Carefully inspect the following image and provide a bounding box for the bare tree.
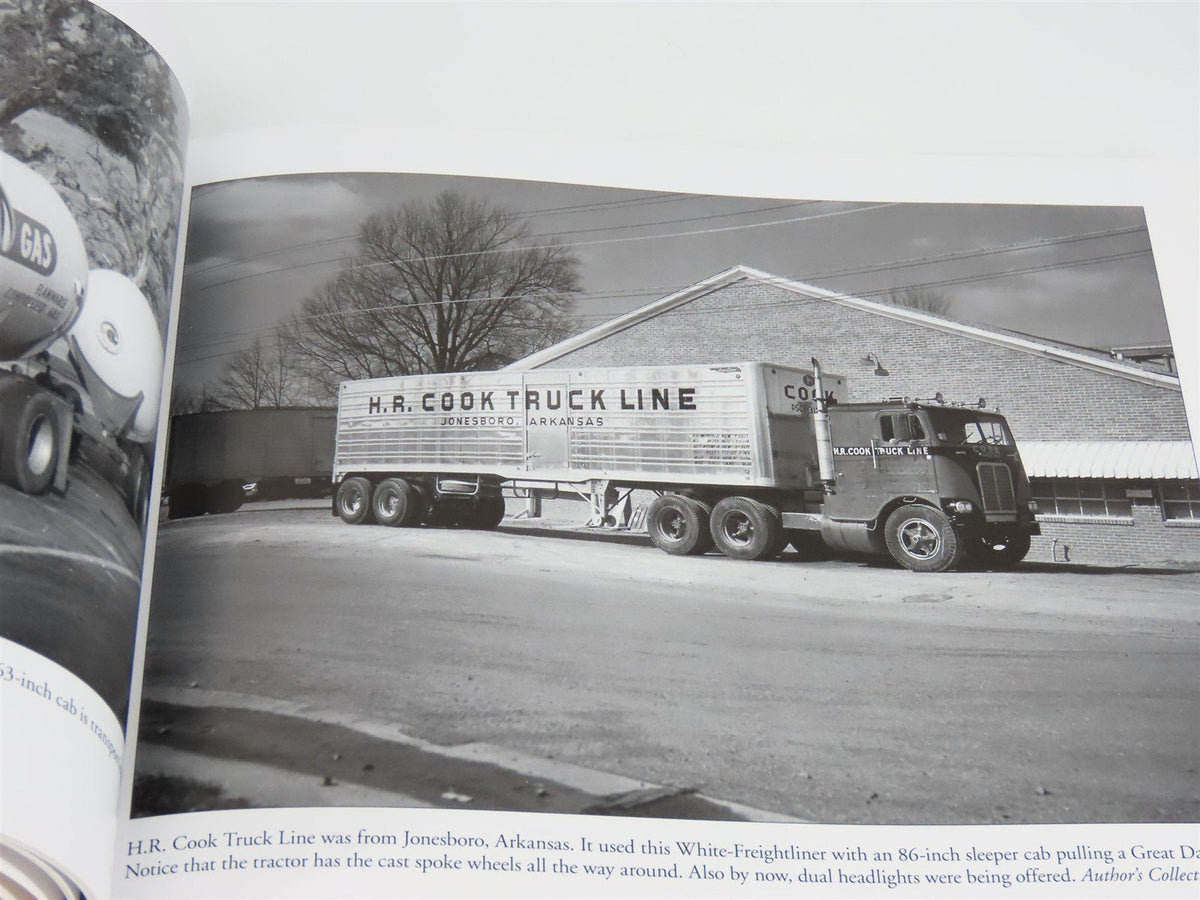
[883,286,953,317]
[280,191,579,389]
[169,381,221,416]
[213,337,303,410]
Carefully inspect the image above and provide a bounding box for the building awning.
[1019,441,1198,480]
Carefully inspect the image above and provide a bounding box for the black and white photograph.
[132,170,1198,826]
[0,0,187,720]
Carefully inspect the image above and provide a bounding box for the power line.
[173,246,1153,365]
[186,201,901,295]
[174,224,1149,351]
[187,190,716,278]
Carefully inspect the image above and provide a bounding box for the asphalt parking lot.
[134,501,1200,824]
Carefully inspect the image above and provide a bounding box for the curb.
[138,687,802,824]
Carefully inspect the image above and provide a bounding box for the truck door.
[522,371,570,474]
[824,409,937,521]
[870,411,937,503]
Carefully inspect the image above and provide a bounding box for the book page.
[92,2,1196,899]
[118,166,1198,899]
[0,1,187,896]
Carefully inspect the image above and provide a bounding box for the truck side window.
[880,413,926,443]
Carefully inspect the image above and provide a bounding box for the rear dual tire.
[709,496,783,561]
[647,494,713,556]
[336,476,375,525]
[372,477,422,527]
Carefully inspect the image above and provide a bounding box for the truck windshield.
[926,409,1013,447]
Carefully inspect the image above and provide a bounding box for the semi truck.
[165,407,337,518]
[1,151,162,526]
[331,361,1039,572]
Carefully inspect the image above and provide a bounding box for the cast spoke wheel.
[647,494,713,556]
[335,476,375,525]
[709,496,781,561]
[884,504,963,572]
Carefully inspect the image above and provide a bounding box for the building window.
[1161,480,1200,522]
[1031,478,1133,520]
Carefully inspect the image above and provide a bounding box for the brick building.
[512,266,1199,566]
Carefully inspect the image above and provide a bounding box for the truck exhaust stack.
[810,358,837,493]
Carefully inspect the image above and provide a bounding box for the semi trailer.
[1,151,163,526]
[165,407,337,518]
[331,361,1039,572]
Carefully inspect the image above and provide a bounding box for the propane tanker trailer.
[331,361,1039,572]
[0,150,163,526]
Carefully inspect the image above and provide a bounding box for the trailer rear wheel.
[884,504,963,572]
[373,477,421,527]
[336,476,375,525]
[709,496,781,561]
[0,389,61,495]
[647,495,713,556]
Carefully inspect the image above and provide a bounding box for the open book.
[2,2,1198,898]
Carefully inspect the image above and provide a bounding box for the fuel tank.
[0,151,88,360]
[69,268,164,443]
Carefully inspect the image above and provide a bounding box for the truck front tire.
[336,476,375,525]
[709,496,782,561]
[0,388,61,495]
[647,495,713,556]
[884,504,963,572]
[373,477,421,527]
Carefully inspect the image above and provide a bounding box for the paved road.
[0,463,144,720]
[138,505,1200,824]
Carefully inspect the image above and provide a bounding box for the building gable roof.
[507,265,1182,391]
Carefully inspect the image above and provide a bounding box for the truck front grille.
[977,462,1016,514]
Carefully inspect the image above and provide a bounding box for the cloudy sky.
[175,172,1167,392]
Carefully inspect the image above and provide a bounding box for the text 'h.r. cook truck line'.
[332,361,1039,572]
